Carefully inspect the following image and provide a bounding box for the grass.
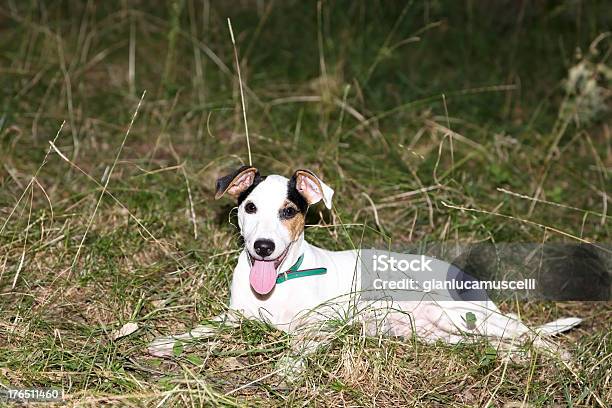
[1,1,610,406]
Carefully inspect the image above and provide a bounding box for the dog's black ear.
[215,166,259,200]
[290,169,334,209]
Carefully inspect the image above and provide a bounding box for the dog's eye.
[245,202,257,214]
[281,206,297,219]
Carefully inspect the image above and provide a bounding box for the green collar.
[276,254,327,284]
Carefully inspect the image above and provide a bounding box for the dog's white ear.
[215,166,259,200]
[293,169,334,209]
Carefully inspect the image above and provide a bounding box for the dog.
[148,166,581,374]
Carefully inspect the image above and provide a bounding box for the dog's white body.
[149,170,581,366]
[228,239,578,343]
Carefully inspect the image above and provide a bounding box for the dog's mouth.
[248,246,289,268]
[248,247,289,296]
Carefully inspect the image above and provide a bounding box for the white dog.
[149,167,581,372]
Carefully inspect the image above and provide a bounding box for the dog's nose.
[254,239,275,258]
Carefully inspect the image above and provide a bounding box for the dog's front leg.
[275,327,333,381]
[148,313,236,357]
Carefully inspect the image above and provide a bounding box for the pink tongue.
[249,260,277,295]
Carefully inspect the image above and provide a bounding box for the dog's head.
[215,167,333,294]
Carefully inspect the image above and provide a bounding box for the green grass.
[1,1,610,406]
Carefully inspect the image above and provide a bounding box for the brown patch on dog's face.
[279,200,305,240]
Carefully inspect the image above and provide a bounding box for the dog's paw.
[275,355,305,382]
[148,336,177,357]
